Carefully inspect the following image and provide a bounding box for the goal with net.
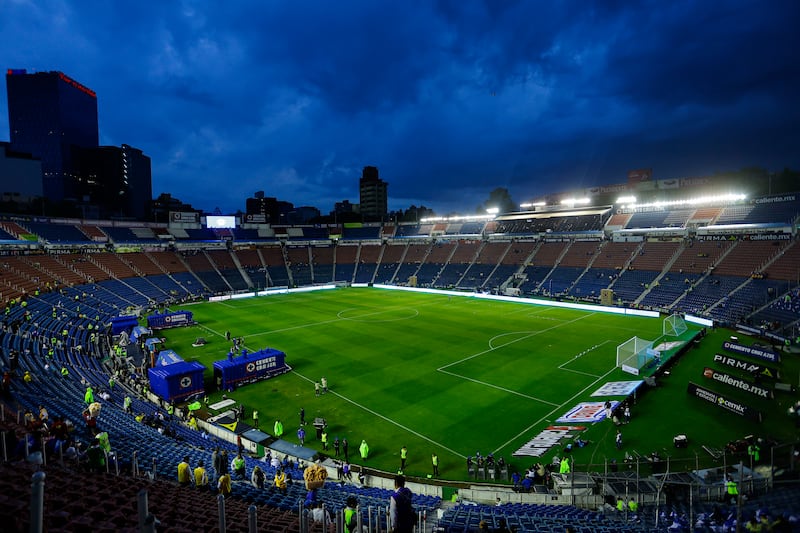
[663,313,687,337]
[616,336,657,375]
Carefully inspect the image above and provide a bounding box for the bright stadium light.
[486,207,499,215]
[420,213,497,223]
[520,201,546,209]
[630,193,746,210]
[561,197,590,207]
[617,195,637,204]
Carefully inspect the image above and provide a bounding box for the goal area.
[616,336,657,375]
[663,313,688,337]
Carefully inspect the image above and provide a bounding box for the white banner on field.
[590,380,643,397]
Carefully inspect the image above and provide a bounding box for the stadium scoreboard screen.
[205,215,237,229]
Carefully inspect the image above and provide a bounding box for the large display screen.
[205,215,236,228]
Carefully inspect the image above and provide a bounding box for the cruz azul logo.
[180,376,192,388]
[722,341,780,364]
[246,357,278,373]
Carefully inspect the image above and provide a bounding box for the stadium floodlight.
[419,213,497,223]
[631,193,746,210]
[616,195,637,204]
[561,197,590,207]
[486,207,499,215]
[520,201,546,209]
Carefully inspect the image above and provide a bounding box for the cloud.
[0,0,798,215]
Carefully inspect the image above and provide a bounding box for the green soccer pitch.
[157,287,799,481]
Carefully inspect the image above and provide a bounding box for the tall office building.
[76,144,152,219]
[359,166,388,219]
[6,69,100,201]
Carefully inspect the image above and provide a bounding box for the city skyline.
[1,1,798,216]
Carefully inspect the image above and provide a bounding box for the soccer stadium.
[2,191,800,532]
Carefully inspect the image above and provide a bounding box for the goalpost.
[616,336,656,375]
[663,313,688,337]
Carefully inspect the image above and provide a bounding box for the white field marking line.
[437,313,594,372]
[556,340,612,378]
[492,362,620,456]
[337,307,419,322]
[435,314,594,407]
[437,368,560,406]
[194,322,465,458]
[292,370,467,459]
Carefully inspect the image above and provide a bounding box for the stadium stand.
[341,225,381,240]
[286,245,313,286]
[436,240,481,288]
[457,241,507,290]
[20,221,91,243]
[353,243,382,284]
[1,200,800,531]
[333,243,358,283]
[257,245,291,287]
[311,244,335,284]
[375,243,407,284]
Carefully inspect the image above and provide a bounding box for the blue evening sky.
[1,0,798,214]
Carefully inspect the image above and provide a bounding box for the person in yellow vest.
[218,472,232,497]
[359,439,369,461]
[628,498,638,513]
[177,456,192,486]
[432,453,439,477]
[559,457,570,474]
[726,476,739,502]
[194,460,208,489]
[616,497,625,512]
[188,415,198,431]
[274,468,287,493]
[344,496,359,533]
[321,430,328,450]
[400,445,408,473]
[23,370,33,384]
[84,386,94,404]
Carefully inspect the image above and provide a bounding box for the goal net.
[663,313,688,337]
[616,336,656,374]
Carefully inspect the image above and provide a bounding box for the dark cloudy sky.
[1,0,798,215]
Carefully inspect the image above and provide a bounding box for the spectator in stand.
[217,472,232,497]
[194,460,209,489]
[274,468,288,493]
[177,456,192,486]
[218,450,229,475]
[251,465,265,488]
[231,453,246,480]
[390,475,415,533]
[344,496,359,533]
[311,502,331,524]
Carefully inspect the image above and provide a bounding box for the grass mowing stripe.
[291,369,467,459]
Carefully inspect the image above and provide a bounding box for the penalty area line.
[556,340,611,378]
[438,369,559,407]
